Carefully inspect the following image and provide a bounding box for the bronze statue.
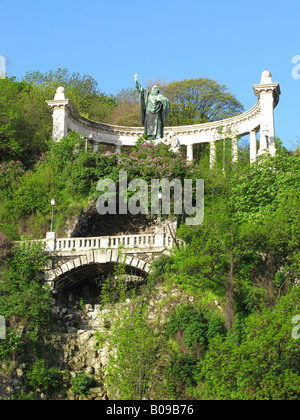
[135,74,170,140]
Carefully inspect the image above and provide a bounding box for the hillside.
[0,72,299,400]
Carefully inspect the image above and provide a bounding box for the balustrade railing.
[54,233,177,252]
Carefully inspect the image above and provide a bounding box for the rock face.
[0,279,111,400]
[1,276,193,400]
[49,280,110,400]
[65,204,159,238]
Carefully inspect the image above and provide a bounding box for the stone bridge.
[43,229,180,290]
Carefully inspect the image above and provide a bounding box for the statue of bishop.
[135,74,170,140]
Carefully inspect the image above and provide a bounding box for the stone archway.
[45,249,151,290]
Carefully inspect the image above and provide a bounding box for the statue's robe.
[136,81,170,139]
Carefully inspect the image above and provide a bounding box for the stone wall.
[65,203,160,238]
[0,276,195,400]
[0,279,110,400]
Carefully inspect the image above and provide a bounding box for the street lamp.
[158,191,162,226]
[50,198,56,233]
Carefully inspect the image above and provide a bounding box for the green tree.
[0,132,100,239]
[229,153,300,302]
[174,152,300,330]
[0,161,26,198]
[0,242,52,361]
[108,87,141,126]
[162,78,244,126]
[202,286,300,400]
[96,302,164,400]
[0,69,117,168]
[176,199,258,330]
[109,77,244,128]
[0,232,12,263]
[95,264,166,400]
[24,68,116,122]
[230,153,300,222]
[0,77,50,166]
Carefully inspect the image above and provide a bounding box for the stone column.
[115,145,122,154]
[210,140,216,168]
[154,226,165,247]
[46,87,69,142]
[100,237,109,248]
[232,137,238,163]
[253,71,280,157]
[92,142,99,152]
[45,232,56,252]
[250,130,257,163]
[259,91,273,155]
[52,107,68,141]
[187,144,193,161]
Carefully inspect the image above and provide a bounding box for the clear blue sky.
[1,0,300,149]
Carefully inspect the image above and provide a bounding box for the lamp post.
[50,198,56,233]
[158,191,162,226]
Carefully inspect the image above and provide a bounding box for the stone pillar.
[210,140,216,168]
[93,142,99,152]
[46,87,69,142]
[259,89,274,155]
[250,130,257,163]
[100,237,109,248]
[187,144,193,161]
[154,226,165,247]
[253,70,280,157]
[232,137,238,163]
[258,129,267,154]
[115,145,121,154]
[52,107,68,141]
[45,232,56,252]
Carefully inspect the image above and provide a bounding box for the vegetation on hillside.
[0,70,299,400]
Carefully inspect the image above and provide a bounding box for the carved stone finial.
[54,86,66,100]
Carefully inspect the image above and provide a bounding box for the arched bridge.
[44,229,180,290]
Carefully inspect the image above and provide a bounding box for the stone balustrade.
[45,232,179,253]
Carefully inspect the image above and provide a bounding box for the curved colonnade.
[46,70,281,164]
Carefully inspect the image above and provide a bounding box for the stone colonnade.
[46,70,280,164]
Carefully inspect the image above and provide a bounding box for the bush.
[117,141,195,183]
[26,359,62,397]
[62,151,119,197]
[95,301,165,400]
[165,304,226,398]
[166,353,202,399]
[0,161,25,195]
[167,305,210,355]
[71,372,94,397]
[202,286,300,400]
[0,242,52,361]
[0,232,12,262]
